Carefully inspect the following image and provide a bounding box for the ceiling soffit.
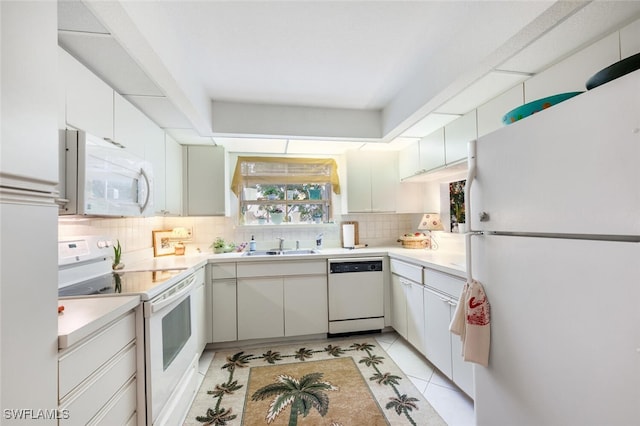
[59,1,640,149]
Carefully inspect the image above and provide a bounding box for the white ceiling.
[58,1,640,154]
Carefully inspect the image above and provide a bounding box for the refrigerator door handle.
[465,139,478,283]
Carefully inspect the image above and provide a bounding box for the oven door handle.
[149,275,196,315]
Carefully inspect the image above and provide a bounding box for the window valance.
[231,156,341,196]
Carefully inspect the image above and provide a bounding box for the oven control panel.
[58,236,114,266]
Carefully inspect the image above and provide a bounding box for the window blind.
[231,157,341,195]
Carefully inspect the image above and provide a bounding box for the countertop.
[123,246,466,278]
[59,246,466,344]
[57,295,140,350]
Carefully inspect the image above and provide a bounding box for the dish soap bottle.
[249,235,256,252]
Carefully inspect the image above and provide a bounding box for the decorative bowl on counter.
[502,91,583,125]
[398,233,429,249]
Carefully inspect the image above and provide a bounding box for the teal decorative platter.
[502,92,583,125]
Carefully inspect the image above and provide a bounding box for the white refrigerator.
[467,69,640,425]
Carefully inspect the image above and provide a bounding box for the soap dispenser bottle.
[249,235,256,252]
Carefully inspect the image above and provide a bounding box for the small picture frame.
[152,230,175,257]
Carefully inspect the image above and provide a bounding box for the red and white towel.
[449,279,491,367]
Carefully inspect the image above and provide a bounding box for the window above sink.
[232,157,340,226]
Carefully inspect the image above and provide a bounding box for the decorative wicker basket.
[398,235,429,249]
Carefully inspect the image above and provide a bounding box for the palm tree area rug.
[185,338,446,426]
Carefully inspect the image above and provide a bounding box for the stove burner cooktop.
[58,269,185,300]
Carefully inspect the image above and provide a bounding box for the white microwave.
[59,129,154,217]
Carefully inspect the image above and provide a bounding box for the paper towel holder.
[340,221,359,248]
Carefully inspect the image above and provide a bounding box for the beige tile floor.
[189,331,475,425]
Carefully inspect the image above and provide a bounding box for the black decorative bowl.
[586,52,640,90]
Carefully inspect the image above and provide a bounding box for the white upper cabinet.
[184,145,226,216]
[346,150,398,213]
[444,110,476,165]
[477,85,524,138]
[164,134,183,215]
[524,33,619,102]
[60,47,114,140]
[1,4,59,193]
[398,140,420,180]
[419,128,446,172]
[114,93,157,159]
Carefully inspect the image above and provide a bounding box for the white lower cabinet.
[423,286,454,378]
[390,273,408,339]
[238,277,284,340]
[58,310,139,425]
[284,275,328,336]
[424,268,474,397]
[406,280,425,352]
[208,263,237,343]
[193,266,207,354]
[449,303,474,397]
[390,259,424,348]
[391,258,474,398]
[237,260,327,341]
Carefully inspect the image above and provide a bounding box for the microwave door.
[82,152,152,216]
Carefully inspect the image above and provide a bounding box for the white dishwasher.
[328,257,384,336]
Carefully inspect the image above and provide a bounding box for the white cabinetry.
[390,260,425,351]
[444,111,476,165]
[238,277,284,340]
[284,275,328,336]
[346,150,398,213]
[208,263,237,343]
[390,274,408,340]
[146,132,183,216]
[193,266,207,354]
[419,128,446,173]
[114,93,162,161]
[60,47,114,140]
[164,134,183,215]
[184,145,226,216]
[58,310,139,425]
[237,260,327,340]
[423,286,454,378]
[424,268,473,397]
[398,141,420,180]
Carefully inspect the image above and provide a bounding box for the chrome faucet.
[315,233,323,249]
[277,237,285,251]
[296,240,300,250]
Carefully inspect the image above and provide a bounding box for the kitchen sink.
[243,249,319,256]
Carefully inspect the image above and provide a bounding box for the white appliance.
[60,129,153,217]
[58,236,199,425]
[328,257,385,335]
[466,70,640,425]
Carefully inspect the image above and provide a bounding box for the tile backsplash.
[58,213,463,258]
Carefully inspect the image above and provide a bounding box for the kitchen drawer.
[237,260,326,278]
[424,268,465,298]
[90,377,137,426]
[60,344,136,426]
[210,262,236,279]
[390,259,423,283]
[59,311,135,399]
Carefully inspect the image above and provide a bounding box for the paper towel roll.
[343,224,355,248]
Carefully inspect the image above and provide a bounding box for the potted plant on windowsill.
[268,206,285,224]
[305,184,322,200]
[211,237,227,254]
[260,185,283,200]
